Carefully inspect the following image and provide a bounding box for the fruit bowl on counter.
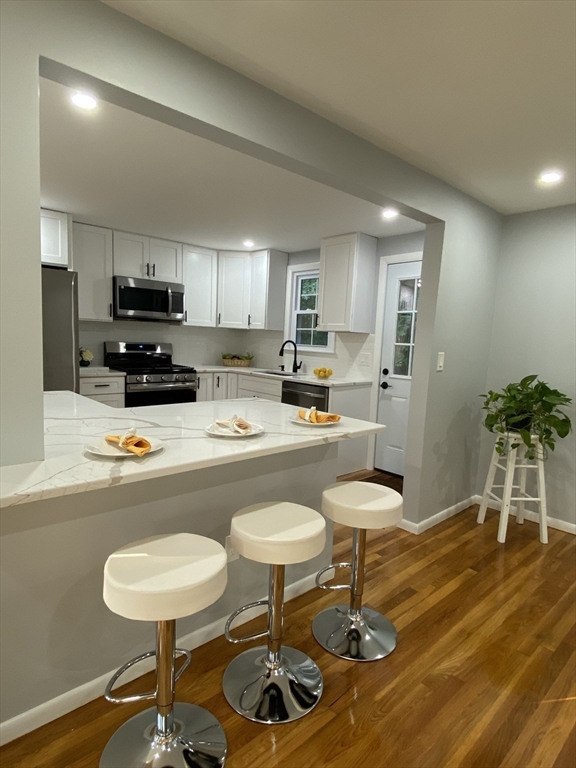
[313,367,333,380]
[222,353,254,368]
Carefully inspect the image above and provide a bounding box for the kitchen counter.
[79,367,126,377]
[0,391,384,508]
[194,366,371,388]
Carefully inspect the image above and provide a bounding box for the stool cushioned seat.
[322,482,403,529]
[103,533,227,622]
[230,502,326,564]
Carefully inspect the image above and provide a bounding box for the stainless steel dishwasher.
[281,379,329,411]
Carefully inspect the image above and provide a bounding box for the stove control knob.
[146,375,153,382]
[185,374,194,381]
[175,374,182,381]
[135,375,143,383]
[161,375,168,382]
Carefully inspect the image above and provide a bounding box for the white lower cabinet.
[227,372,238,399]
[196,373,214,402]
[213,373,228,400]
[237,375,282,402]
[79,376,125,408]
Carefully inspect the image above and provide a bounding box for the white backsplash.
[80,321,376,379]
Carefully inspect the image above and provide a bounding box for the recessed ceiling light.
[71,93,97,110]
[243,240,254,247]
[539,170,564,184]
[382,208,399,219]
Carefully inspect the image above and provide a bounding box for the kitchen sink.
[261,370,294,376]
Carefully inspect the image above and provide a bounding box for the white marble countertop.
[0,391,384,508]
[79,367,126,378]
[194,366,371,388]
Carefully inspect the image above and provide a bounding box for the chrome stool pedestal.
[222,563,323,724]
[100,620,227,768]
[313,527,397,662]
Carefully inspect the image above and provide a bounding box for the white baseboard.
[398,496,477,536]
[473,494,576,535]
[0,572,318,746]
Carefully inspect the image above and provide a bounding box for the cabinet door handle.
[94,383,111,388]
[185,310,188,322]
[152,263,156,277]
[109,303,112,317]
[217,375,220,387]
[248,314,251,327]
[218,312,221,325]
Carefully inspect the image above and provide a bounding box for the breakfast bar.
[0,392,384,740]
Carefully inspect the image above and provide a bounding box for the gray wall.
[478,205,576,523]
[377,230,426,257]
[288,248,320,265]
[1,0,504,528]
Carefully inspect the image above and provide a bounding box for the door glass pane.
[395,313,412,343]
[398,280,415,311]
[296,329,312,345]
[296,313,313,329]
[393,345,410,375]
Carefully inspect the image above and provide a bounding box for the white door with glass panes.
[291,269,333,352]
[375,261,422,475]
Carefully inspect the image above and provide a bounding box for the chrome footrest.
[105,647,192,704]
[315,562,353,591]
[225,599,269,644]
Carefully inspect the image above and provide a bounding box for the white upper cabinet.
[317,233,378,333]
[113,232,182,282]
[217,251,251,329]
[183,246,218,327]
[149,238,182,282]
[41,209,70,267]
[248,249,288,331]
[113,231,149,278]
[72,223,113,322]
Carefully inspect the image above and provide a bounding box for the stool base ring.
[99,702,227,768]
[312,605,397,662]
[222,645,323,724]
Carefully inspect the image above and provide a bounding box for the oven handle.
[167,286,173,317]
[127,382,198,392]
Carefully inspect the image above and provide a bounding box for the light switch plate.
[359,352,372,367]
[437,352,445,372]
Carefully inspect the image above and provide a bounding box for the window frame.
[284,263,335,354]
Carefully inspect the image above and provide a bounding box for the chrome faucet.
[279,340,302,374]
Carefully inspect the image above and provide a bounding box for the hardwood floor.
[336,468,404,494]
[2,507,575,768]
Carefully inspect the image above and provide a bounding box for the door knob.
[380,381,392,390]
[382,368,389,376]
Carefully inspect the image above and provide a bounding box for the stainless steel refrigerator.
[41,267,80,393]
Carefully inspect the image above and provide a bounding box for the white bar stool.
[100,533,228,768]
[313,481,403,662]
[477,433,548,544]
[222,502,326,724]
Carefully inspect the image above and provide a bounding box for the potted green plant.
[79,347,94,368]
[481,375,572,460]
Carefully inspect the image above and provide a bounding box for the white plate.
[205,423,265,438]
[85,437,164,458]
[289,416,342,427]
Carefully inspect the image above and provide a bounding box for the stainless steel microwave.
[113,276,185,322]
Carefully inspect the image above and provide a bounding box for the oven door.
[125,384,197,408]
[114,276,185,322]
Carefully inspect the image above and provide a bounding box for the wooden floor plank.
[1,507,574,768]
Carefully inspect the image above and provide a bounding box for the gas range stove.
[104,342,198,406]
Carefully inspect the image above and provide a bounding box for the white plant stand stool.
[100,533,228,768]
[312,481,403,662]
[222,502,326,724]
[477,433,548,544]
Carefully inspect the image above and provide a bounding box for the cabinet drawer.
[80,377,124,396]
[238,375,282,397]
[88,393,125,408]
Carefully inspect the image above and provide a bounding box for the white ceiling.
[39,79,423,252]
[103,0,576,215]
